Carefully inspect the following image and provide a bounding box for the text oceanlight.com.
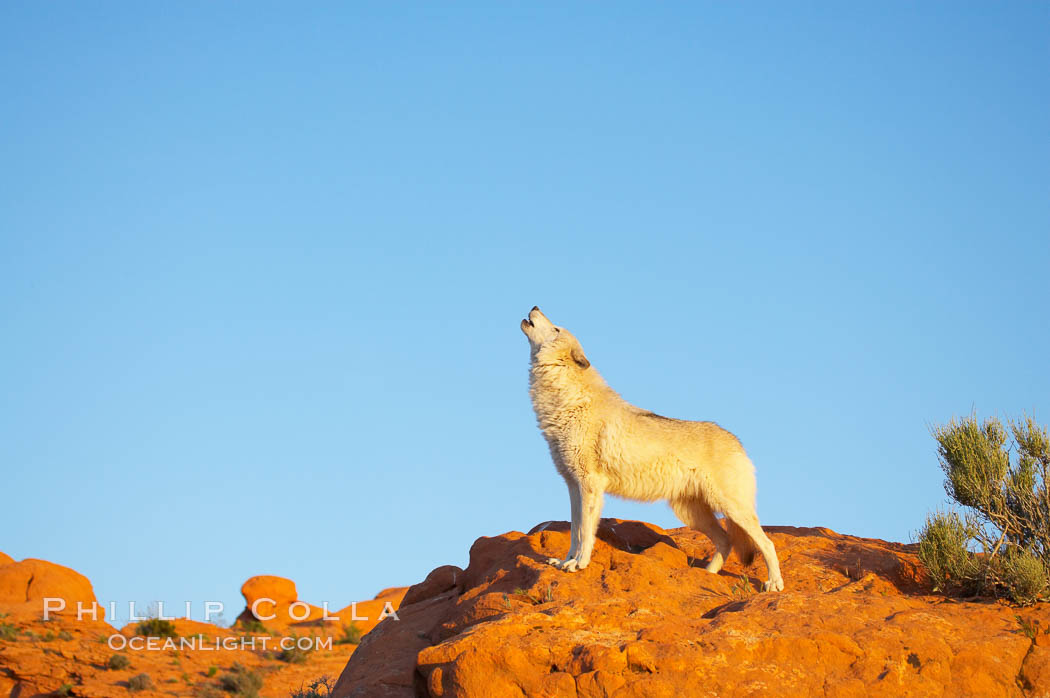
[108,635,333,652]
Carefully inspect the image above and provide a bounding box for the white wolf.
[521,306,784,591]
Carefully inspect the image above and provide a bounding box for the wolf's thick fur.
[521,307,784,592]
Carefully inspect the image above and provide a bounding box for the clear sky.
[2,2,1047,624]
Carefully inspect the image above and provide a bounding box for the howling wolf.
[521,306,784,591]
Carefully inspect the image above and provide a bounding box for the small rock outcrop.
[0,553,97,617]
[235,573,407,635]
[333,520,1050,697]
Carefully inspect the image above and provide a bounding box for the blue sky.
[2,2,1047,623]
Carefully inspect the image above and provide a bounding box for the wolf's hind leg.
[723,506,784,592]
[670,497,730,574]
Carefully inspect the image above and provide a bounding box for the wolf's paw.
[762,578,785,592]
[547,557,584,572]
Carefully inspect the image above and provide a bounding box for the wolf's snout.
[521,305,555,341]
[524,306,542,328]
[527,306,547,324]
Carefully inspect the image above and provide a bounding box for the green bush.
[1001,549,1047,606]
[127,674,153,692]
[107,653,132,670]
[0,622,18,641]
[276,641,310,664]
[219,663,263,698]
[918,414,1050,605]
[335,623,362,645]
[135,618,177,638]
[917,510,977,592]
[238,618,268,634]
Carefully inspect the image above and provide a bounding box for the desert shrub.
[127,673,153,692]
[918,414,1050,605]
[219,663,263,698]
[290,676,334,698]
[107,653,132,670]
[56,684,72,696]
[335,623,362,645]
[1000,549,1047,606]
[207,666,218,677]
[238,618,268,634]
[276,641,310,664]
[917,510,978,592]
[0,622,18,641]
[135,618,177,638]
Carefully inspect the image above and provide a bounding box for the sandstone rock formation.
[235,573,407,636]
[0,554,97,618]
[333,520,1050,697]
[0,553,407,698]
[236,573,323,628]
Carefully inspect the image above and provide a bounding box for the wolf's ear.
[570,344,590,369]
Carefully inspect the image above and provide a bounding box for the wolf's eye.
[555,328,561,333]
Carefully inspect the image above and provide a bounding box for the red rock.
[1021,645,1050,694]
[241,574,298,607]
[401,565,463,607]
[333,519,1050,698]
[234,573,409,636]
[0,557,408,698]
[332,587,409,636]
[234,574,325,628]
[0,557,97,618]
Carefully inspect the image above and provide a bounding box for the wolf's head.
[520,306,590,369]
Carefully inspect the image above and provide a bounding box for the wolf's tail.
[725,519,758,567]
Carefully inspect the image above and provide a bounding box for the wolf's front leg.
[549,481,604,572]
[548,478,583,571]
[573,486,604,570]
